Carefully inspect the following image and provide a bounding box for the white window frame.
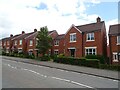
[54,49,59,55]
[117,36,120,45]
[54,40,59,46]
[29,40,33,46]
[85,47,97,55]
[36,38,38,46]
[14,40,17,45]
[70,33,76,42]
[19,40,22,45]
[86,33,95,41]
[113,52,118,62]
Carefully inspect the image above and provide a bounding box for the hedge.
[99,64,120,71]
[85,55,107,64]
[53,57,100,68]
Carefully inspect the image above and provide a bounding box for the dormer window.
[70,33,76,42]
[14,40,17,45]
[86,33,94,41]
[36,38,38,46]
[54,40,59,46]
[29,40,33,46]
[19,40,22,45]
[117,36,120,45]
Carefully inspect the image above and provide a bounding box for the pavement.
[1,56,120,81]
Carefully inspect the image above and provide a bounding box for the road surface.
[2,58,119,89]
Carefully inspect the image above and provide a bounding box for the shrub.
[57,54,65,58]
[24,53,35,59]
[40,54,50,61]
[100,64,120,71]
[50,54,57,60]
[53,57,99,68]
[85,55,106,64]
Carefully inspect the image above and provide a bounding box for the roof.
[24,30,57,40]
[109,24,120,35]
[12,32,34,40]
[55,34,65,40]
[76,21,104,33]
[2,34,20,41]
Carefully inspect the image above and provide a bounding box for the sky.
[0,0,119,42]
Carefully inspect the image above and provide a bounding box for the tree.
[36,26,52,57]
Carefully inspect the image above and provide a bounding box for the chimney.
[22,31,25,34]
[10,34,13,37]
[96,17,101,23]
[34,28,37,32]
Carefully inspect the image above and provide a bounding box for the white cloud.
[0,0,117,41]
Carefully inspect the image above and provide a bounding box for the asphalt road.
[2,58,119,89]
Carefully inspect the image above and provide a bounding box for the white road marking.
[3,62,119,84]
[112,80,118,82]
[51,76,93,88]
[71,81,93,88]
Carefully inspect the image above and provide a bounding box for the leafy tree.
[36,26,52,56]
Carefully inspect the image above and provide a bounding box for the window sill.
[70,41,76,43]
[116,43,120,45]
[113,60,118,62]
[54,45,59,46]
[86,40,95,42]
[29,45,33,46]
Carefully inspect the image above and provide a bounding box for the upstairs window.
[86,33,94,41]
[29,40,33,46]
[36,38,38,46]
[14,40,17,45]
[117,36,120,45]
[19,40,22,45]
[70,33,76,42]
[54,40,59,46]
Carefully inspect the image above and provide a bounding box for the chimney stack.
[34,28,37,32]
[10,34,13,37]
[97,17,101,23]
[22,31,25,34]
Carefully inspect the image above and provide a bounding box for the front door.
[70,49,75,57]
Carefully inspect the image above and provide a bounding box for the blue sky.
[0,0,118,41]
[86,2,118,21]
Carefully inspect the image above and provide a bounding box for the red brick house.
[108,24,120,64]
[1,34,20,54]
[11,31,35,54]
[64,17,107,58]
[1,29,58,56]
[52,34,65,55]
[25,30,58,56]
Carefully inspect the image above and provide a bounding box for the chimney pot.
[22,31,25,34]
[34,29,37,32]
[10,34,13,37]
[97,17,101,23]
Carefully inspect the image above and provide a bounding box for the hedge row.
[99,64,120,71]
[53,57,100,68]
